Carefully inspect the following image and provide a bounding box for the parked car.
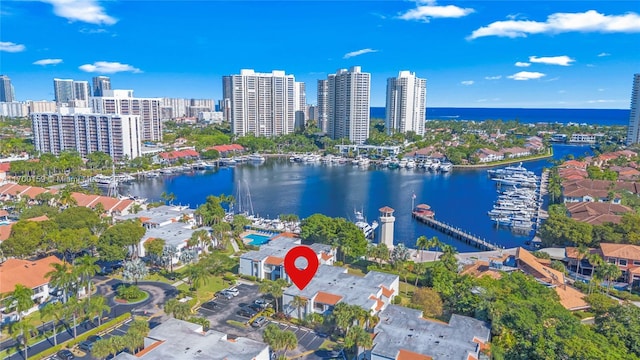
[78,335,102,352]
[201,301,219,311]
[56,349,75,360]
[226,287,239,296]
[254,299,271,309]
[237,306,258,318]
[248,303,262,312]
[217,291,233,300]
[251,316,268,328]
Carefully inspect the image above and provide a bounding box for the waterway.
[121,144,593,252]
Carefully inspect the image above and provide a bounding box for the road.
[2,279,176,360]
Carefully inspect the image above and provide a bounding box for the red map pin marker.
[284,245,319,290]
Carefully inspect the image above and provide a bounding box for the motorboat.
[248,153,266,162]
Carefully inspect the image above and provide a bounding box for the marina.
[119,144,592,252]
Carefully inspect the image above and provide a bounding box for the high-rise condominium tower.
[326,66,370,144]
[294,82,306,130]
[627,74,640,145]
[92,76,111,96]
[223,69,298,137]
[0,75,15,102]
[54,78,74,103]
[317,80,329,132]
[73,81,90,101]
[90,90,162,142]
[386,71,427,136]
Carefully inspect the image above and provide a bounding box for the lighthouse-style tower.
[379,206,395,249]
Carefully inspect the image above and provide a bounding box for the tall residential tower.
[0,75,15,102]
[53,78,74,103]
[627,74,640,145]
[222,69,298,137]
[92,76,111,96]
[90,90,162,142]
[385,71,427,136]
[326,66,370,144]
[317,80,328,132]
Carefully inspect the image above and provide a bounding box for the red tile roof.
[26,215,50,222]
[315,291,342,305]
[0,224,13,241]
[397,349,432,360]
[206,144,245,153]
[0,163,10,172]
[0,255,63,294]
[264,256,284,266]
[600,243,640,261]
[0,209,8,217]
[380,285,395,298]
[159,149,200,160]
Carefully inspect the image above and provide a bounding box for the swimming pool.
[245,233,273,246]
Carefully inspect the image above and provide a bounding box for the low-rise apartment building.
[370,305,491,360]
[239,234,334,281]
[600,243,640,286]
[282,264,399,319]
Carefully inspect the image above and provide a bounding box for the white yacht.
[440,162,453,172]
[429,159,441,171]
[398,159,408,168]
[248,153,266,162]
[406,159,416,169]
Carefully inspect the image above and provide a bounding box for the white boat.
[92,174,113,186]
[159,168,174,175]
[358,157,370,166]
[381,157,391,167]
[219,158,237,166]
[406,159,416,169]
[248,153,266,162]
[353,210,377,239]
[145,171,160,178]
[398,159,408,168]
[440,162,453,172]
[429,160,440,171]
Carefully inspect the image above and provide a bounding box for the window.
[608,258,617,264]
[314,303,324,312]
[619,259,628,266]
[633,261,640,266]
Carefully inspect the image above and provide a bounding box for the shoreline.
[453,149,554,170]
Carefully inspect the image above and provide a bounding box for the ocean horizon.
[370,107,630,126]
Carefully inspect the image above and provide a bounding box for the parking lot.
[196,283,340,359]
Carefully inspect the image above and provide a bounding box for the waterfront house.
[501,147,531,159]
[569,133,598,144]
[369,305,491,360]
[205,144,245,157]
[238,234,334,281]
[525,136,545,151]
[600,243,640,286]
[476,148,504,163]
[281,264,399,319]
[0,255,63,323]
[157,148,199,164]
[111,318,270,360]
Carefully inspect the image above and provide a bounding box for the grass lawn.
[177,275,228,305]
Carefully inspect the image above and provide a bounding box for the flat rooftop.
[285,265,397,310]
[116,205,194,225]
[144,221,201,248]
[241,235,331,261]
[113,318,268,360]
[373,305,490,360]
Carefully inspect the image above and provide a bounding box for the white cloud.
[484,75,502,80]
[587,99,624,104]
[343,48,378,59]
[508,71,546,81]
[399,1,474,22]
[33,58,63,66]
[529,55,575,66]
[469,10,640,39]
[515,62,531,67]
[461,80,474,86]
[597,52,611,57]
[79,61,141,74]
[39,0,117,25]
[0,41,25,52]
[598,88,605,92]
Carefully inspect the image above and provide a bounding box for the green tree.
[291,295,308,320]
[98,219,146,261]
[186,264,209,291]
[411,287,443,318]
[123,258,149,285]
[92,338,116,360]
[344,325,372,359]
[40,301,64,346]
[144,238,166,263]
[258,278,289,312]
[63,297,85,339]
[46,262,77,302]
[85,295,111,326]
[9,320,37,359]
[164,298,191,320]
[74,255,100,299]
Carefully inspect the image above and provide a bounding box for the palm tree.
[258,279,288,312]
[40,301,64,346]
[11,284,34,321]
[190,229,210,251]
[85,295,111,326]
[291,295,308,320]
[9,321,37,359]
[602,263,623,295]
[75,255,100,300]
[413,262,427,287]
[281,330,298,359]
[333,303,356,335]
[345,325,372,359]
[186,264,209,291]
[91,338,114,360]
[575,245,589,279]
[416,235,429,262]
[63,298,85,339]
[428,236,441,262]
[587,253,605,294]
[46,262,77,302]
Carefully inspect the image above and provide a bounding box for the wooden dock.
[413,212,498,251]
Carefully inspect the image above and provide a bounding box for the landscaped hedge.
[34,313,132,360]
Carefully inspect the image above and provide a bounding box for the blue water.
[122,144,593,253]
[370,107,629,125]
[245,233,272,246]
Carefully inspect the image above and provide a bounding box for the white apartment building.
[294,81,306,130]
[73,81,90,101]
[386,71,427,136]
[31,112,142,160]
[627,74,640,145]
[223,69,298,137]
[317,80,329,132]
[0,102,27,117]
[27,100,57,113]
[90,89,162,142]
[92,76,111,96]
[327,66,371,144]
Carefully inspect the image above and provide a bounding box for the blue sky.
[1,1,639,108]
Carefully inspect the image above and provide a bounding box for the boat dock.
[412,211,499,251]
